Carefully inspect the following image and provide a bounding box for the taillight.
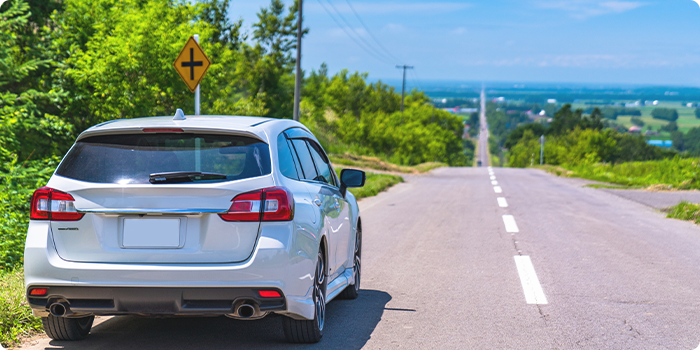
[219,187,294,222]
[30,187,85,221]
[258,290,282,298]
[29,288,48,296]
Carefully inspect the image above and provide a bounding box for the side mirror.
[339,169,366,197]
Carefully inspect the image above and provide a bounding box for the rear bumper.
[27,286,286,317]
[24,221,319,320]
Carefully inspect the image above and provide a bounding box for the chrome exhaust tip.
[236,304,255,318]
[49,302,72,317]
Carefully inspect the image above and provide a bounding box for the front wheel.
[339,230,361,299]
[42,314,94,341]
[283,250,326,343]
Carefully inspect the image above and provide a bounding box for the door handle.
[314,199,322,206]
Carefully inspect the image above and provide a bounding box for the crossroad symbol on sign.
[173,36,211,93]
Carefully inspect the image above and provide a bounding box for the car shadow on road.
[44,290,391,350]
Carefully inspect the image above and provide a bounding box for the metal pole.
[540,135,544,165]
[194,34,200,116]
[293,0,303,121]
[395,65,414,121]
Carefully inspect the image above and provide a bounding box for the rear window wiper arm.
[149,171,228,184]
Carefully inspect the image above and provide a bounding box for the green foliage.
[0,268,42,348]
[666,201,700,223]
[564,157,700,190]
[334,169,403,200]
[630,116,644,127]
[505,123,545,149]
[586,107,641,120]
[660,121,678,132]
[547,105,603,137]
[695,108,700,119]
[651,108,679,122]
[301,70,468,166]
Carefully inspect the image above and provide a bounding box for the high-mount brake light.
[142,128,185,133]
[30,187,84,221]
[258,290,282,298]
[219,187,294,222]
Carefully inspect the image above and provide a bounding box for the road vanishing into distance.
[24,166,700,349]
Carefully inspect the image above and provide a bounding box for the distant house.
[547,99,557,104]
[647,140,672,148]
[644,130,659,136]
[459,108,478,113]
[629,126,641,133]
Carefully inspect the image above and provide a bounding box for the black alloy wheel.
[283,250,326,343]
[340,230,361,299]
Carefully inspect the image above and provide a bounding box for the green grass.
[665,201,700,224]
[541,158,700,190]
[329,153,445,174]
[335,169,404,200]
[0,268,42,348]
[572,101,700,133]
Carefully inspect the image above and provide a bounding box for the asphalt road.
[22,167,700,349]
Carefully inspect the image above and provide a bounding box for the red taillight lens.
[219,187,294,222]
[258,290,281,298]
[29,288,48,296]
[30,187,84,221]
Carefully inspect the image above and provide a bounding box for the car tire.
[339,230,361,300]
[42,314,94,341]
[283,250,326,343]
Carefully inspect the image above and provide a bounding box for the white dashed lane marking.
[502,215,519,232]
[490,175,496,180]
[491,180,498,185]
[514,256,548,305]
[494,186,502,193]
[497,197,508,207]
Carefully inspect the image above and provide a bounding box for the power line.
[342,0,404,63]
[323,0,393,64]
[315,0,393,65]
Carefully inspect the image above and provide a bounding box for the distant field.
[571,101,700,133]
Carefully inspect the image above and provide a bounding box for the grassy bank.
[0,268,42,348]
[330,153,445,174]
[665,201,700,223]
[335,168,404,200]
[540,158,700,190]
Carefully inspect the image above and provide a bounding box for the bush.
[0,268,43,348]
[630,117,644,127]
[695,108,700,119]
[651,108,679,122]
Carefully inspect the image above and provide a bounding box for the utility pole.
[540,135,545,165]
[396,65,414,118]
[293,0,303,121]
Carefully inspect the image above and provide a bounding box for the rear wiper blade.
[149,171,228,184]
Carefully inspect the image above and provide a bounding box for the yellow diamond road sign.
[173,36,211,93]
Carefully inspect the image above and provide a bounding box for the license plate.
[122,218,181,248]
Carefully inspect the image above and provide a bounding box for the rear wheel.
[339,230,361,299]
[283,250,326,343]
[42,315,94,341]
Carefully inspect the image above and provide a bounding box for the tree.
[651,108,679,122]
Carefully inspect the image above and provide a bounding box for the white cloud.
[382,23,406,33]
[307,2,472,15]
[534,0,648,19]
[451,27,467,35]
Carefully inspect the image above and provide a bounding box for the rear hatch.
[46,131,274,264]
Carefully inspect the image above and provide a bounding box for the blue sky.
[228,0,700,86]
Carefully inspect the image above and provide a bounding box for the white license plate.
[122,218,181,248]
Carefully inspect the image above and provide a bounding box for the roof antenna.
[173,108,186,121]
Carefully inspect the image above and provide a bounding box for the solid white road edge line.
[491,180,498,185]
[502,215,519,232]
[494,186,502,193]
[514,256,548,305]
[497,197,508,207]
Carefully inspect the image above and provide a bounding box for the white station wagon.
[24,110,366,343]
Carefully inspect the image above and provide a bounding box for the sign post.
[540,135,545,165]
[173,35,211,115]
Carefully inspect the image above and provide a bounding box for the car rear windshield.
[56,133,271,184]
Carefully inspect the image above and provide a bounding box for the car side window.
[290,139,318,181]
[307,141,336,187]
[276,133,299,180]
